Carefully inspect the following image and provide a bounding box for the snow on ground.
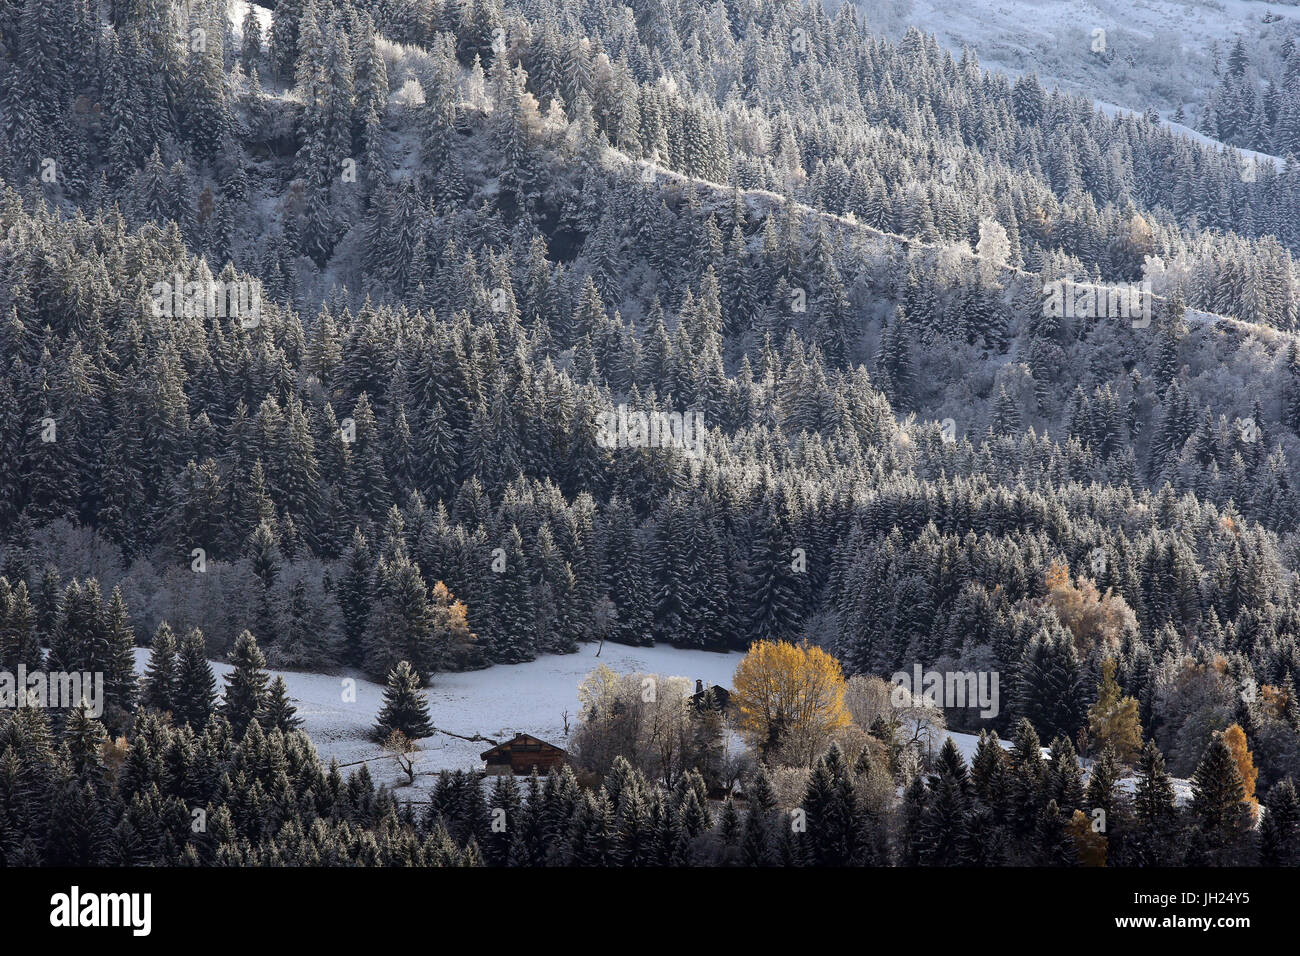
[862,0,1300,114]
[133,642,742,795]
[946,729,1014,764]
[865,0,1296,169]
[130,644,1192,803]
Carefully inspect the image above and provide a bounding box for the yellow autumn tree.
[1086,658,1144,764]
[1045,562,1137,657]
[1067,810,1107,867]
[1117,211,1156,273]
[731,640,850,766]
[1222,723,1258,809]
[431,580,477,668]
[1261,683,1296,724]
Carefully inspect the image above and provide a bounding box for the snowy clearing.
[134,642,742,794]
[129,645,1193,804]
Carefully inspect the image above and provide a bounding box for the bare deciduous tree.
[382,729,419,785]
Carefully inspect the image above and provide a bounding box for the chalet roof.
[480,732,567,761]
[691,683,732,709]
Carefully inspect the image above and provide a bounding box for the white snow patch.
[228,1,273,42]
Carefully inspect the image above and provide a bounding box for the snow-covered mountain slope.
[1093,99,1282,167]
[860,0,1298,115]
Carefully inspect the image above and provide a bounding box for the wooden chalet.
[691,679,732,713]
[480,733,568,775]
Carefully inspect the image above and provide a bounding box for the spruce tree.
[1259,777,1300,866]
[101,587,136,729]
[373,660,433,741]
[1189,732,1253,866]
[918,738,972,866]
[174,628,217,731]
[140,621,179,715]
[262,675,302,733]
[1130,740,1182,866]
[223,630,270,736]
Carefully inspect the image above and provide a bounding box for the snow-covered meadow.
[134,642,742,792]
[131,642,1192,802]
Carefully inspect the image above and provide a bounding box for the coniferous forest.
[2,0,1300,901]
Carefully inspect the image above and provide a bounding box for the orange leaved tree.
[1222,723,1259,810]
[731,640,850,767]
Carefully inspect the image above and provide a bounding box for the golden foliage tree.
[1261,682,1297,725]
[1086,658,1143,764]
[1045,562,1137,657]
[431,580,477,668]
[382,729,419,785]
[731,640,850,766]
[1222,722,1258,809]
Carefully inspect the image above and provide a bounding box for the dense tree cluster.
[3,691,1295,866]
[0,700,480,866]
[2,0,1300,867]
[1200,35,1300,158]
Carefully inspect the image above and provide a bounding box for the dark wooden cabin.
[480,733,568,775]
[691,679,732,713]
